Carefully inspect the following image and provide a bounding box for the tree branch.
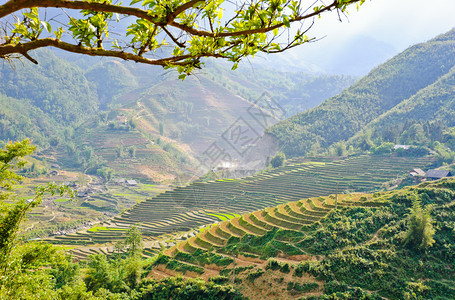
[169,0,357,38]
[0,0,363,71]
[160,25,186,48]
[0,38,199,66]
[1,0,360,38]
[21,51,38,64]
[167,0,203,23]
[0,0,150,20]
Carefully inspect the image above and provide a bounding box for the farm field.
[48,154,436,258]
[18,171,170,240]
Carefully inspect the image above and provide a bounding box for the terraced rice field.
[50,154,434,256]
[168,193,378,256]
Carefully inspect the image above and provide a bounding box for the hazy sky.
[265,0,455,74]
[298,0,455,54]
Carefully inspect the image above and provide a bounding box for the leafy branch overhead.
[0,0,363,76]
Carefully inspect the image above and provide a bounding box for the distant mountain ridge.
[267,29,455,157]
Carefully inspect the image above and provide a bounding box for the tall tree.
[124,225,144,256]
[0,0,363,77]
[0,140,75,298]
[403,196,436,251]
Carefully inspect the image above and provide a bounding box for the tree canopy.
[0,0,363,77]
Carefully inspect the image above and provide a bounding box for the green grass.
[205,212,240,221]
[87,226,108,232]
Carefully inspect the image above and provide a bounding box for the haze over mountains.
[0,48,354,182]
[253,35,397,76]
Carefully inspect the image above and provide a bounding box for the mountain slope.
[0,49,99,125]
[1,49,355,177]
[350,64,455,142]
[267,29,455,157]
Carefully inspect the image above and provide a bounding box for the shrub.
[280,263,291,274]
[266,259,280,271]
[287,281,319,293]
[138,277,245,299]
[210,276,230,284]
[294,264,304,277]
[247,269,265,282]
[271,152,286,168]
[371,142,394,154]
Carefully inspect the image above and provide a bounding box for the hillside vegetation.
[346,64,455,155]
[148,178,455,299]
[268,29,455,157]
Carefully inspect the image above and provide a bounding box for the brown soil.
[282,254,321,262]
[235,265,324,300]
[136,165,175,182]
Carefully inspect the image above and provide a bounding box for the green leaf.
[54,27,64,40]
[41,21,51,33]
[193,1,205,8]
[23,12,38,21]
[283,16,290,28]
[273,28,278,36]
[112,39,121,49]
[130,0,142,5]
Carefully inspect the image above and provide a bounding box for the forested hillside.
[0,50,98,147]
[268,29,455,157]
[348,64,455,145]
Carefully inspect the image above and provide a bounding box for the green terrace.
[169,192,380,257]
